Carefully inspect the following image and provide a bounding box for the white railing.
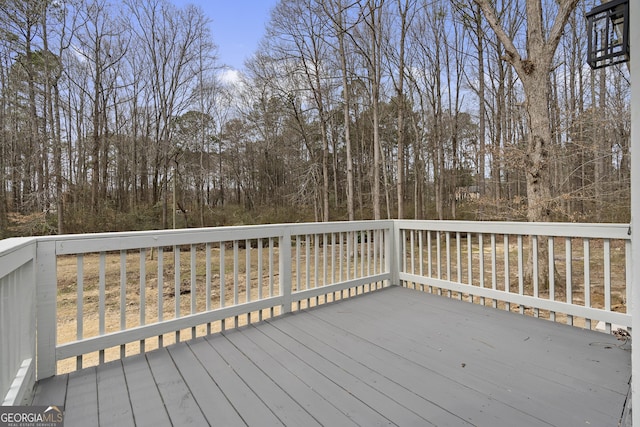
[0,238,37,405]
[34,221,392,380]
[395,221,631,332]
[0,220,632,405]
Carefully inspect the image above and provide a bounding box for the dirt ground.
[55,236,628,373]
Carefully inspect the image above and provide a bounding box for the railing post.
[630,0,640,423]
[36,240,57,380]
[387,222,399,287]
[280,229,292,313]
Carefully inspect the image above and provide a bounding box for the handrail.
[0,220,631,405]
[35,220,393,379]
[0,238,37,405]
[395,220,631,332]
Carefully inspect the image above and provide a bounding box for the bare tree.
[473,0,578,222]
[321,0,358,221]
[125,0,211,228]
[474,0,579,285]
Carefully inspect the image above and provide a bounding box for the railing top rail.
[31,220,393,255]
[0,237,36,255]
[394,220,631,240]
[0,238,36,281]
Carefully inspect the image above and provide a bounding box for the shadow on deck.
[32,286,631,426]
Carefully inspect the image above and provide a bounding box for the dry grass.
[55,245,358,373]
[55,234,628,373]
[56,247,285,373]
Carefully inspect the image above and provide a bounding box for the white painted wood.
[2,358,34,405]
[139,249,146,351]
[406,229,412,276]
[566,237,573,326]
[77,255,84,342]
[427,231,432,278]
[456,232,461,284]
[436,231,442,280]
[490,233,496,308]
[504,234,510,310]
[504,235,510,293]
[3,220,632,387]
[0,238,34,280]
[400,272,631,328]
[346,232,351,282]
[233,241,239,306]
[258,239,264,300]
[157,247,164,322]
[56,296,286,361]
[466,233,472,284]
[280,231,292,314]
[206,243,212,312]
[339,232,344,283]
[584,239,591,329]
[517,235,524,315]
[76,255,84,370]
[479,233,485,305]
[604,239,611,333]
[383,228,391,287]
[394,220,629,239]
[36,240,57,379]
[191,245,197,313]
[548,236,555,321]
[220,243,226,308]
[331,232,336,284]
[626,240,631,315]
[51,223,370,255]
[417,231,423,286]
[293,275,389,302]
[269,238,274,298]
[446,232,451,284]
[314,236,319,289]
[490,233,496,292]
[631,2,640,423]
[306,234,311,288]
[245,241,251,304]
[532,236,539,318]
[119,251,126,332]
[174,246,181,319]
[322,234,327,288]
[1,253,36,405]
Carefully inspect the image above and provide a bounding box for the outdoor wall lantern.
[586,0,629,69]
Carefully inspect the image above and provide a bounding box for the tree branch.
[472,0,522,67]
[544,0,580,59]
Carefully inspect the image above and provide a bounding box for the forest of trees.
[0,0,631,237]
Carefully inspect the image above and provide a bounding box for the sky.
[171,1,279,72]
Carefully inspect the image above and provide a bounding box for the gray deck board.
[146,348,208,426]
[208,333,321,427]
[121,354,171,427]
[238,324,392,426]
[96,361,135,427]
[31,373,67,407]
[223,328,360,427]
[64,367,99,427]
[32,286,631,426]
[187,337,283,426]
[307,289,628,426]
[166,342,245,427]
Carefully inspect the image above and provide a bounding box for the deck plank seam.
[264,316,442,426]
[257,319,403,425]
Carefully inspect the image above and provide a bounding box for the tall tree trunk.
[395,0,411,219]
[475,3,486,199]
[475,0,579,287]
[368,1,383,220]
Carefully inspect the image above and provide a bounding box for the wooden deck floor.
[32,286,631,426]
